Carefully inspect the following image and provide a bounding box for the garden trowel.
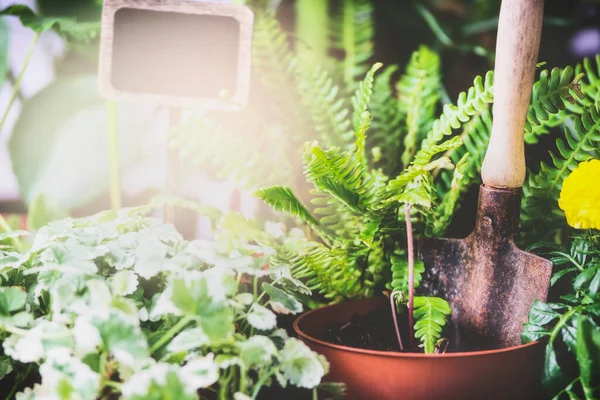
[419,0,553,350]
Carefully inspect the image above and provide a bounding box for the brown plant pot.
[294,298,546,400]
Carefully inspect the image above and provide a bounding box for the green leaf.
[0,5,99,40]
[93,311,149,369]
[134,237,167,280]
[9,76,154,209]
[38,350,101,400]
[255,186,331,240]
[318,382,347,400]
[167,328,209,353]
[543,343,565,393]
[27,193,70,231]
[528,300,562,326]
[110,270,139,297]
[397,46,441,167]
[351,63,382,134]
[247,303,277,331]
[413,296,452,354]
[170,277,234,341]
[262,283,303,315]
[0,287,27,314]
[389,255,425,296]
[279,338,328,389]
[576,315,600,396]
[237,335,278,368]
[0,355,13,380]
[123,368,199,400]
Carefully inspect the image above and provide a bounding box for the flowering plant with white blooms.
[0,204,331,400]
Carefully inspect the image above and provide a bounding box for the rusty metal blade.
[419,185,552,350]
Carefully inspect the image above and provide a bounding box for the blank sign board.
[99,0,253,109]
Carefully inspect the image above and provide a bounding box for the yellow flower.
[558,159,600,230]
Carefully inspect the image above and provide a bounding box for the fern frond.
[252,13,296,96]
[522,106,600,240]
[432,109,492,221]
[388,252,425,295]
[397,46,441,167]
[255,186,333,242]
[304,144,370,213]
[413,296,451,354]
[270,239,367,300]
[524,67,584,144]
[351,63,382,135]
[171,115,291,188]
[354,112,373,172]
[311,190,360,239]
[568,55,600,113]
[413,135,462,165]
[332,0,375,87]
[368,65,404,174]
[427,152,470,236]
[420,71,494,150]
[297,66,351,146]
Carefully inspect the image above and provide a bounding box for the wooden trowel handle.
[481,0,544,189]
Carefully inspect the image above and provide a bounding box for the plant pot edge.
[293,297,545,359]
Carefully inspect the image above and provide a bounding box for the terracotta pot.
[294,298,546,400]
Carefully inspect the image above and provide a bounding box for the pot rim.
[294,298,542,359]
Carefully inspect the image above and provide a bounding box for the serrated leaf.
[167,328,209,353]
[262,283,303,315]
[237,335,278,368]
[279,338,328,389]
[413,296,451,354]
[170,278,234,341]
[247,303,277,331]
[93,311,149,369]
[111,270,138,296]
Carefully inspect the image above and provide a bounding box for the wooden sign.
[99,0,253,110]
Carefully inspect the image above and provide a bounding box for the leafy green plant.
[523,233,600,400]
[251,48,600,354]
[255,60,459,353]
[0,203,332,399]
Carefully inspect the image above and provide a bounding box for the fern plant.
[331,0,375,89]
[256,60,460,353]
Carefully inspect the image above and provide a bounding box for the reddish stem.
[389,291,404,351]
[405,204,415,348]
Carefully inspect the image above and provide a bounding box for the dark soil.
[323,306,416,352]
